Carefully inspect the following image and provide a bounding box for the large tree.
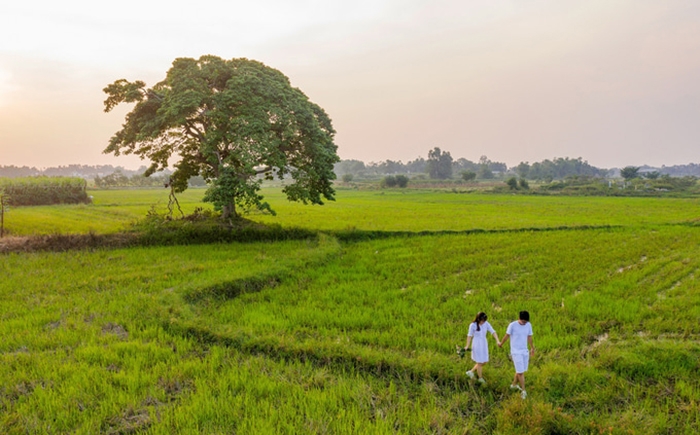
[426,147,453,179]
[620,166,640,181]
[103,55,339,219]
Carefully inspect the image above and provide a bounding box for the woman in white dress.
[464,312,500,384]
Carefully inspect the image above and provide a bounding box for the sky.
[1,0,699,170]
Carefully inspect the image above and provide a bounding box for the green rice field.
[5,187,700,235]
[1,188,699,434]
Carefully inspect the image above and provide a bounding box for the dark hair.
[473,312,488,331]
[519,311,530,322]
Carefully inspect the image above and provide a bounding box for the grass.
[1,188,699,433]
[4,187,700,235]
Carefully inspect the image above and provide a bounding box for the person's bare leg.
[475,363,484,378]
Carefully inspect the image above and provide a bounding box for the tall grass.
[0,177,90,206]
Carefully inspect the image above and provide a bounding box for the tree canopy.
[620,166,640,181]
[426,147,453,179]
[103,55,339,219]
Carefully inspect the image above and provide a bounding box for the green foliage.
[0,177,90,206]
[103,55,339,218]
[620,166,641,180]
[341,173,354,183]
[379,175,397,188]
[461,170,476,181]
[93,171,176,188]
[379,175,409,188]
[518,178,529,189]
[131,208,316,246]
[426,147,453,179]
[527,157,607,181]
[478,165,494,179]
[394,175,409,188]
[506,176,518,190]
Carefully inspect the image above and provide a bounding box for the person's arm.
[499,333,510,348]
[465,335,473,350]
[528,335,535,355]
[488,323,499,343]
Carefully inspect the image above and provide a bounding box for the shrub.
[380,175,398,188]
[461,171,476,182]
[506,176,518,190]
[341,173,354,183]
[395,175,409,188]
[132,210,317,246]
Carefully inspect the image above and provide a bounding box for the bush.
[341,173,354,183]
[461,171,476,182]
[132,210,317,246]
[395,175,409,188]
[519,178,529,189]
[506,176,518,190]
[380,176,397,188]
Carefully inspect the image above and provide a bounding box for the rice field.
[4,187,700,235]
[1,188,699,434]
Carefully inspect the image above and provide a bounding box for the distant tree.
[516,162,530,178]
[506,176,518,190]
[643,171,661,180]
[405,157,427,173]
[477,155,497,179]
[188,176,208,187]
[519,178,529,189]
[342,173,354,183]
[620,166,640,180]
[461,170,477,182]
[103,55,339,219]
[334,160,366,178]
[95,170,129,188]
[426,147,453,179]
[395,174,409,188]
[526,157,605,180]
[453,157,479,173]
[478,165,494,180]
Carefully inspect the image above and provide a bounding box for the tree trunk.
[221,201,236,221]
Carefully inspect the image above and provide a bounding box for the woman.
[464,312,500,384]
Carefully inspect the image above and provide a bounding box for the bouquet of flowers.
[456,345,468,358]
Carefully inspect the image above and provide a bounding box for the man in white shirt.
[498,311,535,399]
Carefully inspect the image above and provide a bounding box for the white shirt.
[467,320,495,338]
[506,320,533,355]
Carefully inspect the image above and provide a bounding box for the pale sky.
[1,0,699,170]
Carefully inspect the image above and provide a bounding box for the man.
[499,311,534,399]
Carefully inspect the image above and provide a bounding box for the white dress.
[468,321,495,363]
